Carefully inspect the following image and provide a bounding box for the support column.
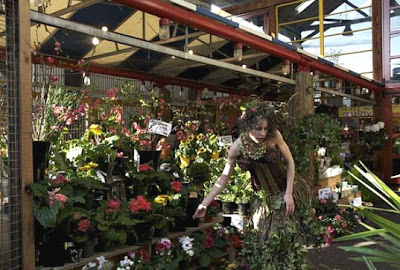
[15,0,35,267]
[289,70,314,120]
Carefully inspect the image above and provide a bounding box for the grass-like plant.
[335,161,400,269]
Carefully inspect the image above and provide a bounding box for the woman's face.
[248,119,268,144]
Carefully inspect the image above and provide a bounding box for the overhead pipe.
[113,0,383,92]
[31,54,252,96]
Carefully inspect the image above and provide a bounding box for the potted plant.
[205,200,220,223]
[94,198,133,251]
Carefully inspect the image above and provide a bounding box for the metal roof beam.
[30,10,295,84]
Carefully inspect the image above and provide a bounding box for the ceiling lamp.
[342,24,353,36]
[159,18,170,41]
[282,59,290,75]
[92,37,100,46]
[233,43,243,61]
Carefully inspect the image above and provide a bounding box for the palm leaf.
[363,256,377,270]
[335,228,386,242]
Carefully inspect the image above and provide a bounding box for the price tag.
[133,149,140,172]
[351,196,362,207]
[189,192,198,198]
[318,187,332,199]
[148,119,172,136]
[219,135,233,146]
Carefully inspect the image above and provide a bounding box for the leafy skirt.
[241,175,318,270]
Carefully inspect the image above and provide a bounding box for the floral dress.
[237,133,316,270]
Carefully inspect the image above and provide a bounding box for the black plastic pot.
[32,141,50,182]
[222,202,237,214]
[238,203,250,216]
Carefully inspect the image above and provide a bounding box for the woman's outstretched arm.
[192,138,240,219]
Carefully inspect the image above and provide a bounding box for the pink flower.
[46,56,54,64]
[320,199,327,204]
[322,234,333,245]
[341,222,347,228]
[107,88,117,99]
[93,99,101,108]
[250,108,257,112]
[203,235,214,248]
[77,219,91,233]
[335,215,341,221]
[48,190,68,208]
[327,226,334,234]
[107,199,121,211]
[139,164,154,172]
[54,174,69,185]
[171,181,182,193]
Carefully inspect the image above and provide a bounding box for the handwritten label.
[219,135,233,146]
[148,119,172,136]
[318,187,332,199]
[338,106,373,118]
[351,196,362,207]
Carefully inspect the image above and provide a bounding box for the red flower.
[171,181,182,193]
[77,219,91,233]
[46,56,54,64]
[230,235,242,249]
[203,235,214,248]
[250,108,257,112]
[54,174,69,185]
[139,164,154,172]
[204,227,213,236]
[107,199,121,211]
[129,195,152,213]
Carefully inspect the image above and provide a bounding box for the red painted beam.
[31,54,252,96]
[113,0,383,92]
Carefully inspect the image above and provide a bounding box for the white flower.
[371,124,380,132]
[317,147,326,157]
[377,121,385,129]
[66,146,82,162]
[188,250,195,257]
[179,236,194,244]
[364,125,371,132]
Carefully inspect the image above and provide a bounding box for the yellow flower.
[180,155,190,168]
[78,165,91,171]
[197,147,207,154]
[188,135,195,142]
[89,124,102,135]
[209,134,216,141]
[155,195,173,206]
[88,162,99,168]
[196,134,205,140]
[210,150,219,160]
[180,139,189,145]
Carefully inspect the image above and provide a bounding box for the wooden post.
[289,71,314,120]
[19,0,35,268]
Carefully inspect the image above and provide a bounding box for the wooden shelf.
[37,215,224,270]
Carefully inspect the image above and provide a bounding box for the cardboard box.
[317,175,342,190]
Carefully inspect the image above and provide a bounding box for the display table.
[37,214,224,270]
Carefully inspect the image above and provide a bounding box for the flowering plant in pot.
[205,200,220,222]
[151,238,181,270]
[94,198,133,250]
[363,121,388,151]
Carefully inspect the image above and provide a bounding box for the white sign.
[351,196,362,207]
[148,119,172,136]
[231,215,244,231]
[318,187,332,199]
[219,135,233,146]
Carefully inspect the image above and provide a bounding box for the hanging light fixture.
[282,59,290,75]
[92,37,100,46]
[159,18,170,41]
[342,24,353,36]
[233,43,243,61]
[82,72,91,86]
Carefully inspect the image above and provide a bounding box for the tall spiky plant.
[335,161,400,269]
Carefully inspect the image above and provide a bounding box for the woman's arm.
[192,138,240,218]
[274,130,295,216]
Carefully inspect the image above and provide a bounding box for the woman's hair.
[238,100,279,138]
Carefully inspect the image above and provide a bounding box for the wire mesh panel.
[0,0,22,269]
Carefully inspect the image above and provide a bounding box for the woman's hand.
[284,193,295,216]
[192,204,207,219]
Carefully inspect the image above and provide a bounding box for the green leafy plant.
[186,162,211,186]
[288,113,342,182]
[335,161,400,269]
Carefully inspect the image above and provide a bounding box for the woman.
[193,101,315,269]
